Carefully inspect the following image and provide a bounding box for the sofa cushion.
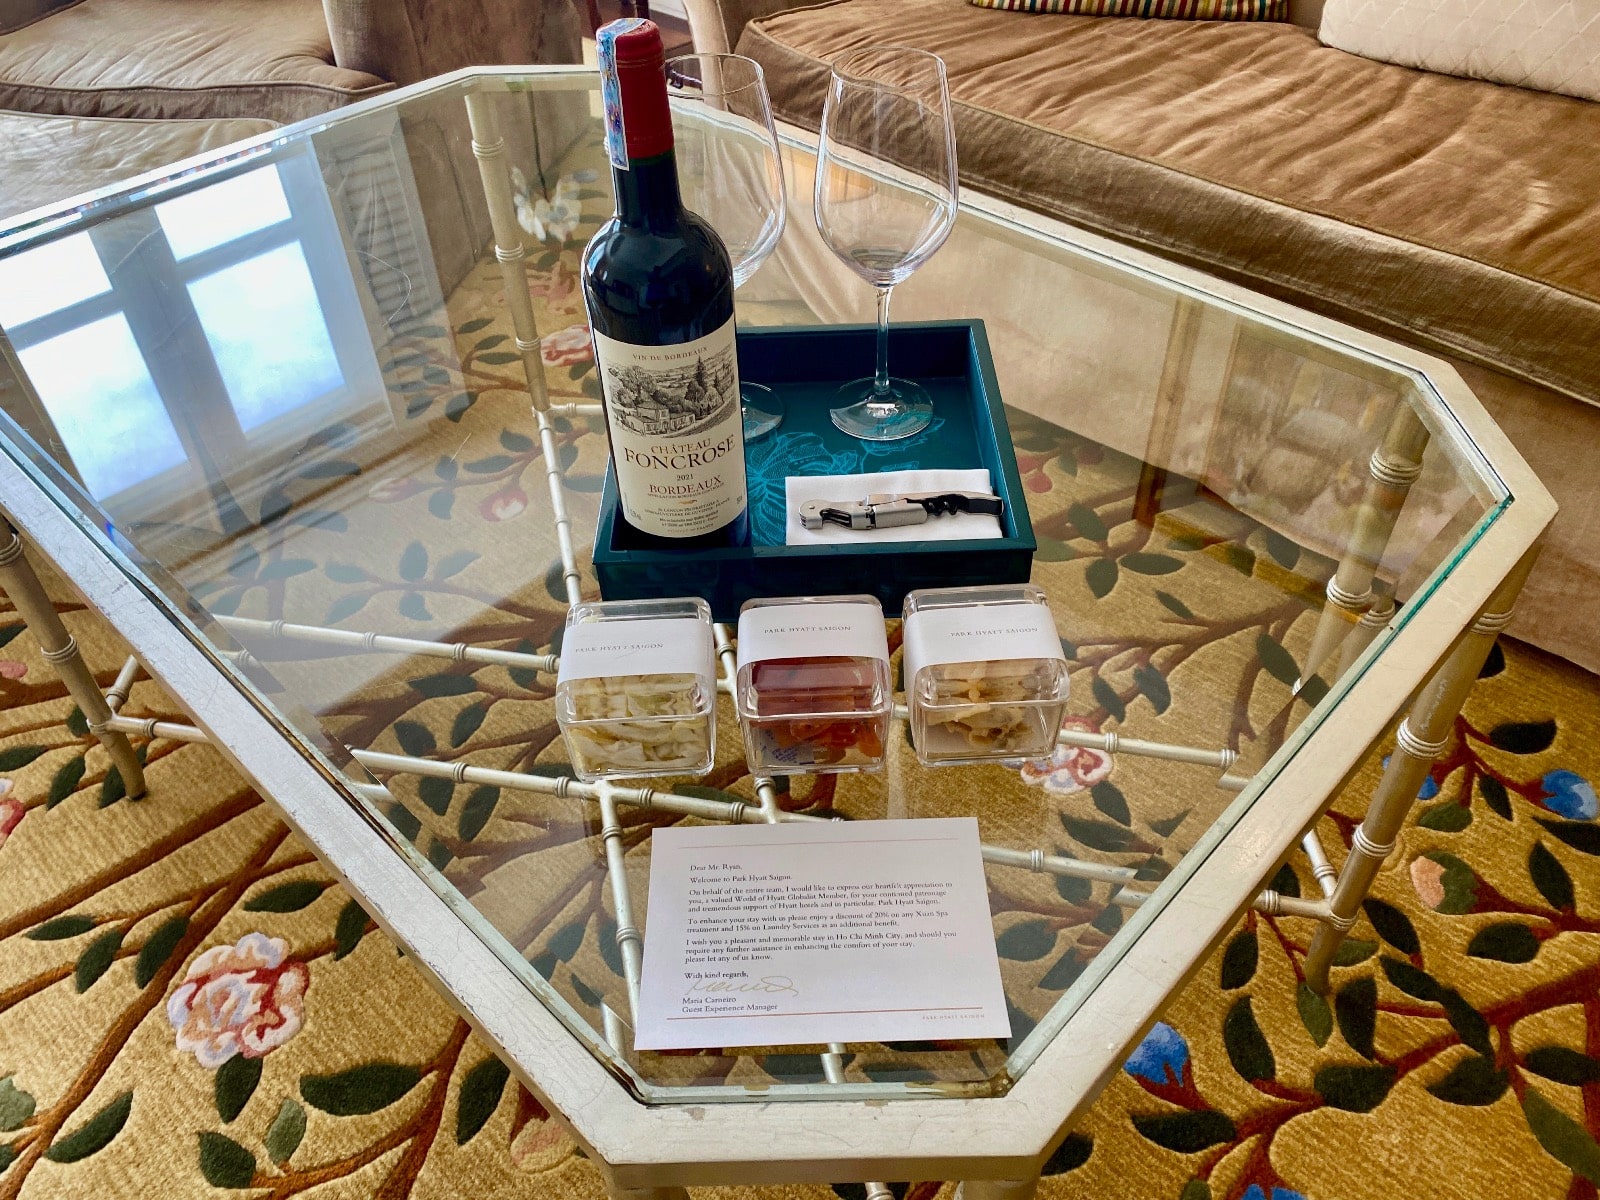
[1320,0,1600,104]
[0,109,278,222]
[742,0,1600,407]
[969,0,1284,18]
[0,0,390,125]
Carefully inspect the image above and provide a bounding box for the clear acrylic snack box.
[555,597,717,782]
[734,594,892,776]
[902,584,1069,767]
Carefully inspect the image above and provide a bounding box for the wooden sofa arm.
[681,0,1325,54]
[322,0,584,87]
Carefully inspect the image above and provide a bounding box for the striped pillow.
[969,0,1287,17]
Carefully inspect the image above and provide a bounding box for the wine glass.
[814,46,958,441]
[666,52,788,440]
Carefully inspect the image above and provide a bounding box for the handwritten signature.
[681,975,800,1002]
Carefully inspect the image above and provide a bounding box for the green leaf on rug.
[1034,537,1076,562]
[1223,997,1275,1082]
[1529,843,1576,911]
[409,673,478,698]
[1091,675,1126,723]
[1378,955,1443,1002]
[215,1055,262,1123]
[597,916,625,978]
[0,746,44,771]
[1068,502,1108,543]
[1332,938,1378,966]
[445,392,477,423]
[325,594,370,624]
[1263,529,1301,568]
[1121,552,1183,576]
[1219,928,1258,990]
[1130,1109,1236,1153]
[394,721,437,757]
[1154,590,1194,620]
[300,1063,423,1116]
[1313,1063,1395,1112]
[1222,544,1256,577]
[477,334,510,351]
[451,702,488,748]
[136,915,190,987]
[1479,775,1513,819]
[1296,982,1332,1047]
[48,755,86,807]
[1055,873,1091,904]
[334,901,370,961]
[458,786,500,841]
[1487,719,1557,755]
[1335,977,1377,1060]
[1133,663,1171,715]
[1419,801,1473,832]
[1522,1087,1600,1184]
[244,881,329,914]
[478,351,519,365]
[456,1056,510,1145]
[1038,948,1086,991]
[1255,634,1300,687]
[1466,922,1541,963]
[265,1097,307,1166]
[1041,1131,1093,1174]
[1085,558,1118,600]
[1091,781,1131,826]
[0,623,22,650]
[66,705,89,738]
[1440,988,1493,1057]
[1180,1182,1211,1200]
[198,1131,256,1188]
[1538,819,1600,857]
[1525,1046,1600,1086]
[1427,1054,1509,1106]
[398,542,430,582]
[1362,898,1420,955]
[1061,815,1137,854]
[0,1145,14,1173]
[45,1090,132,1162]
[548,920,586,962]
[27,914,97,941]
[385,805,421,843]
[435,549,481,579]
[419,776,454,815]
[456,317,493,334]
[997,919,1056,962]
[98,765,127,808]
[75,929,123,992]
[0,1079,35,1132]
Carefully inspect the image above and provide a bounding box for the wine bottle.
[582,18,748,548]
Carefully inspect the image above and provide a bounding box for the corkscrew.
[798,490,1004,531]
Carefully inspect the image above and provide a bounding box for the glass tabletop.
[0,69,1508,1104]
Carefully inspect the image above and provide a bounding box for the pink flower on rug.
[1020,717,1113,794]
[509,1091,569,1173]
[0,796,24,849]
[1410,857,1447,911]
[166,932,309,1068]
[479,485,529,523]
[0,660,25,680]
[540,324,592,369]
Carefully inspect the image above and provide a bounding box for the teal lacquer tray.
[591,320,1035,620]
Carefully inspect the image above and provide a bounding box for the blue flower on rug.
[1242,1187,1306,1200]
[1538,769,1597,820]
[1123,1021,1188,1087]
[1380,755,1439,799]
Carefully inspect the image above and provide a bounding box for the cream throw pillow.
[1320,0,1600,103]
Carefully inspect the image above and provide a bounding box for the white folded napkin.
[784,469,1004,546]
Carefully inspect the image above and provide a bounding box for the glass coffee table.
[0,68,1554,1195]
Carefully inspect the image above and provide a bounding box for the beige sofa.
[687,0,1600,673]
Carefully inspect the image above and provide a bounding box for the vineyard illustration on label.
[604,346,738,439]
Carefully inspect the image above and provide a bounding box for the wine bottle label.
[593,316,748,539]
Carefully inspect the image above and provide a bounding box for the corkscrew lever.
[798,490,1004,531]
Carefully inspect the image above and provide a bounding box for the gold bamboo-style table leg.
[605,1184,689,1200]
[0,517,145,799]
[958,1177,1040,1200]
[1303,543,1540,993]
[1301,405,1430,682]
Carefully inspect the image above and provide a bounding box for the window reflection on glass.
[188,243,345,432]
[155,165,292,261]
[20,314,187,499]
[0,234,112,327]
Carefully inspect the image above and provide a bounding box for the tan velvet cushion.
[741,0,1600,407]
[0,109,278,222]
[0,0,390,124]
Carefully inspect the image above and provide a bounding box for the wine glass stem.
[873,284,894,403]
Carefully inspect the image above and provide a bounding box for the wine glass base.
[829,378,934,441]
[741,382,785,441]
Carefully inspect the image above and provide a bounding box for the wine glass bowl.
[666,52,788,439]
[814,46,958,441]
